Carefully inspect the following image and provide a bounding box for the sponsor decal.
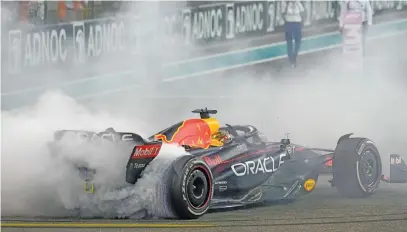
[287,145,305,156]
[357,141,366,155]
[303,179,316,192]
[286,145,293,155]
[182,5,224,44]
[204,155,223,167]
[219,186,227,191]
[8,25,69,73]
[99,133,134,142]
[182,1,341,43]
[61,131,134,143]
[325,157,333,167]
[74,19,127,64]
[181,163,191,201]
[215,181,228,191]
[129,163,146,169]
[231,152,286,177]
[73,21,86,63]
[215,181,228,192]
[225,1,265,39]
[155,119,213,149]
[131,144,161,159]
[84,180,95,194]
[6,1,406,75]
[215,181,227,185]
[7,17,134,74]
[390,156,402,165]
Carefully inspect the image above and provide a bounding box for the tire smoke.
[1,91,189,218]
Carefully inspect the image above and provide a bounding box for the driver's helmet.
[212,130,232,143]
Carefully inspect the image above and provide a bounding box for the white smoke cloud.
[1,90,190,218]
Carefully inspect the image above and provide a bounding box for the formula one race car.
[49,108,406,219]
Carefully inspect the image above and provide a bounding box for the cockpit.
[151,108,267,149]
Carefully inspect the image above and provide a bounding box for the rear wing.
[382,154,407,183]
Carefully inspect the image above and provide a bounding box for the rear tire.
[332,135,382,198]
[169,156,214,219]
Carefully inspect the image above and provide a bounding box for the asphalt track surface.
[2,177,407,232]
[2,30,407,232]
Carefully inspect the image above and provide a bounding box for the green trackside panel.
[163,33,343,79]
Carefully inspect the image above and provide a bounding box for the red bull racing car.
[49,108,407,219]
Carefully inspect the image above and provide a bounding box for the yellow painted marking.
[304,178,316,192]
[1,222,215,228]
[84,180,95,193]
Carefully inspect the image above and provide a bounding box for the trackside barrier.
[2,1,407,109]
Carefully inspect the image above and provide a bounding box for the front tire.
[332,135,382,198]
[169,156,214,219]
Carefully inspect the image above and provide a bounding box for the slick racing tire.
[332,135,382,198]
[169,156,214,219]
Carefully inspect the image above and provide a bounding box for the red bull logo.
[155,119,213,149]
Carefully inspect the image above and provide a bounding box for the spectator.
[57,1,88,22]
[339,0,373,57]
[282,0,305,68]
[57,1,67,21]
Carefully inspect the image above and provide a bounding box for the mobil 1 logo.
[73,21,86,64]
[225,1,266,40]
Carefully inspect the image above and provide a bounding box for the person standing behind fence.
[339,0,373,57]
[57,0,87,22]
[282,0,305,68]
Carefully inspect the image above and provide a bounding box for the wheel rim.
[358,149,379,187]
[186,169,209,208]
